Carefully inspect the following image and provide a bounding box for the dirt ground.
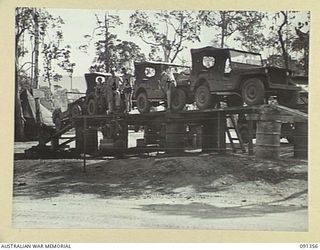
[12,143,308,230]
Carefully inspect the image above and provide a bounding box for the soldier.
[121,67,134,113]
[159,67,177,111]
[104,68,122,113]
[95,76,105,110]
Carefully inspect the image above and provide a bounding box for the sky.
[46,8,215,76]
[20,9,310,79]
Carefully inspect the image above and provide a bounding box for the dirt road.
[12,152,308,230]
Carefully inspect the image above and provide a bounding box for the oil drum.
[255,120,281,159]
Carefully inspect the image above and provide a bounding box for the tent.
[20,89,54,139]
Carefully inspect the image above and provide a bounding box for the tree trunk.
[221,27,225,48]
[104,13,110,72]
[278,11,289,69]
[163,47,170,62]
[220,11,226,48]
[14,65,25,141]
[33,9,39,89]
[304,42,309,75]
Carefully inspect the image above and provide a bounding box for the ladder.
[226,114,246,153]
[38,123,74,150]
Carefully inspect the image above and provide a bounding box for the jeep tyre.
[277,90,299,107]
[87,98,97,115]
[137,91,150,113]
[195,84,212,110]
[171,88,187,111]
[70,104,82,117]
[241,78,265,105]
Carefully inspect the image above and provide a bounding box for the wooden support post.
[294,122,308,158]
[201,113,226,153]
[83,117,87,173]
[217,112,226,154]
[165,122,185,154]
[122,121,128,150]
[248,117,254,156]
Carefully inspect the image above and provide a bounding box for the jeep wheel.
[195,85,212,110]
[137,92,150,113]
[172,88,187,111]
[277,90,299,107]
[70,104,82,117]
[54,116,62,131]
[87,98,97,115]
[241,78,265,105]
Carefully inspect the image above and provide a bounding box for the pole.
[33,9,40,89]
[83,117,87,173]
[70,75,73,91]
[248,117,254,156]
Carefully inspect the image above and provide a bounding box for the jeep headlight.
[286,71,290,76]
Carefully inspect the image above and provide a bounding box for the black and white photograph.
[12,7,309,232]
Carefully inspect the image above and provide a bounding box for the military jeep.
[190,46,301,109]
[134,61,191,113]
[53,72,119,130]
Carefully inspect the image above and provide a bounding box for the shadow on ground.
[13,153,307,200]
[138,201,307,220]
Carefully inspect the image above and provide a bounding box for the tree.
[292,20,309,74]
[15,7,35,140]
[129,10,201,63]
[234,12,266,52]
[199,11,265,49]
[114,41,146,69]
[265,11,309,73]
[277,11,290,69]
[80,12,146,72]
[80,12,122,72]
[42,42,74,93]
[15,7,74,140]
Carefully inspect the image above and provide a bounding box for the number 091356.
[300,244,319,248]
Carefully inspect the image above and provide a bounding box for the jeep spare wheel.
[54,116,62,131]
[71,104,82,117]
[87,98,97,115]
[171,88,187,111]
[241,78,265,105]
[195,84,212,110]
[137,91,150,113]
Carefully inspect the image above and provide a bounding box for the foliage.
[80,12,146,72]
[264,11,309,73]
[114,41,146,69]
[80,13,122,72]
[129,10,201,63]
[15,7,75,139]
[15,8,75,87]
[199,11,265,50]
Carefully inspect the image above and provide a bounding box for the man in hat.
[121,67,134,113]
[159,67,176,111]
[103,68,122,113]
[95,76,106,110]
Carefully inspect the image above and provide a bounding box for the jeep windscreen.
[229,50,262,67]
[170,66,190,75]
